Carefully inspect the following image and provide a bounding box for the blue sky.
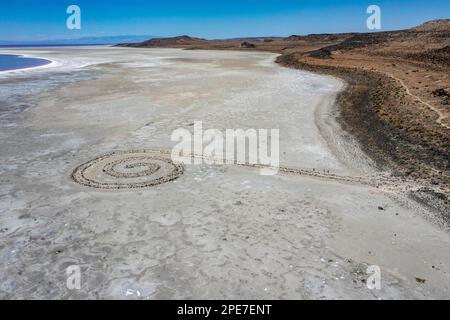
[1,0,449,41]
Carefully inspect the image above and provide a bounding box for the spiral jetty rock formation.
[71,149,184,189]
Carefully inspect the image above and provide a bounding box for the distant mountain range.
[0,35,155,46]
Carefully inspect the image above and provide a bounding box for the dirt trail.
[306,54,450,130]
[386,72,450,130]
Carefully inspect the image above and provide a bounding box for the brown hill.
[286,33,350,42]
[305,20,450,62]
[118,35,207,47]
[412,19,450,32]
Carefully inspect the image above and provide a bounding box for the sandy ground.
[0,47,449,299]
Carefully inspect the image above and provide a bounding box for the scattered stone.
[415,277,426,284]
[432,88,450,98]
[239,41,256,48]
[309,48,332,59]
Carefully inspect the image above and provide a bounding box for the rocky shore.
[275,54,449,216]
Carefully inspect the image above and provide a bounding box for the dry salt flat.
[0,47,449,299]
